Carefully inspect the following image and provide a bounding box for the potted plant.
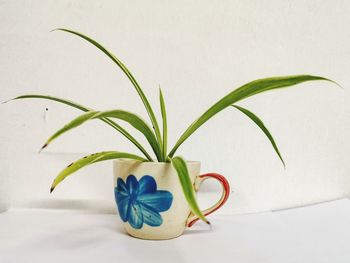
[7,28,336,240]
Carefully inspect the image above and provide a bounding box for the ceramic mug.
[113,159,230,240]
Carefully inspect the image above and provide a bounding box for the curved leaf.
[43,109,162,161]
[50,151,146,192]
[159,88,168,162]
[171,156,209,224]
[53,28,163,154]
[42,110,99,150]
[232,105,285,167]
[169,75,334,157]
[94,110,162,160]
[9,95,152,161]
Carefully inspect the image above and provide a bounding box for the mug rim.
[113,159,201,166]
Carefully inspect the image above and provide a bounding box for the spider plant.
[8,28,336,224]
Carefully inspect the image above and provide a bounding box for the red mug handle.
[186,173,230,227]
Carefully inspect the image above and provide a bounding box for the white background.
[1,0,349,214]
[2,200,350,263]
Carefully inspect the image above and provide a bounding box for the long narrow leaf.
[50,151,146,192]
[169,75,333,157]
[9,95,153,161]
[232,105,285,167]
[159,88,168,162]
[171,156,209,224]
[42,110,99,149]
[43,109,162,161]
[53,28,163,154]
[92,110,162,161]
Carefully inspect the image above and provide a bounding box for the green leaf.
[232,105,285,167]
[42,110,99,150]
[171,156,209,224]
[43,109,162,161]
[169,75,334,157]
[50,151,146,192]
[53,28,163,155]
[9,95,153,161]
[92,110,162,161]
[159,88,168,162]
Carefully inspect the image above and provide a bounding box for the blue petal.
[115,190,129,206]
[140,203,163,227]
[128,202,143,229]
[126,175,139,196]
[138,190,173,212]
[116,194,130,222]
[138,175,157,194]
[116,178,128,196]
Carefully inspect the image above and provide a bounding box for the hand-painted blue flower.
[115,175,173,229]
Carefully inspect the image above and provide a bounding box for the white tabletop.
[1,199,349,263]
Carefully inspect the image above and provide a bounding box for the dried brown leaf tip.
[38,143,48,153]
[42,143,48,149]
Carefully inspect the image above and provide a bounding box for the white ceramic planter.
[113,159,230,240]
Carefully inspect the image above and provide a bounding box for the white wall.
[1,0,349,214]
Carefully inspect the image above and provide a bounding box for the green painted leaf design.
[232,105,285,167]
[50,151,146,192]
[53,28,163,155]
[171,156,209,224]
[43,109,162,161]
[10,95,153,161]
[159,88,168,162]
[169,75,334,157]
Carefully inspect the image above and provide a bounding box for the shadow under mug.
[113,159,230,240]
